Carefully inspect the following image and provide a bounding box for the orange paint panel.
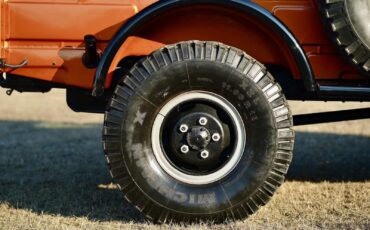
[273,6,330,45]
[108,36,164,74]
[9,47,96,88]
[0,0,366,90]
[307,54,357,79]
[6,2,135,41]
[4,40,104,67]
[303,44,359,79]
[7,47,67,67]
[0,4,2,58]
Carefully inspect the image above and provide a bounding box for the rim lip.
[151,91,246,185]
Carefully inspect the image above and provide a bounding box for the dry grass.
[0,89,369,230]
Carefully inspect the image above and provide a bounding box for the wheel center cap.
[186,126,211,150]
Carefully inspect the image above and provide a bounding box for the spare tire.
[320,0,370,74]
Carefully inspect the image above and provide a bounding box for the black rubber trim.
[92,0,315,97]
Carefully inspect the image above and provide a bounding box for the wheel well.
[107,5,298,82]
[95,4,310,95]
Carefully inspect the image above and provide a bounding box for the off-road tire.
[103,41,294,223]
[320,0,370,74]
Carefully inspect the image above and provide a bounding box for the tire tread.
[103,41,294,223]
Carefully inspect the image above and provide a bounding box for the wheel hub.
[169,112,229,170]
[187,126,211,150]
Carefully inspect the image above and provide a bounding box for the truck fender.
[92,0,315,97]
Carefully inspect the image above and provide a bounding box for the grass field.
[0,89,369,229]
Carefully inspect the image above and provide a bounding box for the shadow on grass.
[0,120,369,221]
[288,128,370,182]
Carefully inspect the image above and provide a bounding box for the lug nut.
[200,150,209,159]
[199,117,208,126]
[180,145,189,154]
[212,133,221,142]
[179,124,189,133]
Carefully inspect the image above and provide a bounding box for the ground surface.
[0,89,369,230]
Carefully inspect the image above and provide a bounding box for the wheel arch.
[92,0,316,97]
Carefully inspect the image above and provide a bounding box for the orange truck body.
[0,0,365,90]
[1,1,369,222]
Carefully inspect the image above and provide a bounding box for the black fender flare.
[92,0,316,97]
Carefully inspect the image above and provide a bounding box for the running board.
[317,85,370,101]
[293,107,370,126]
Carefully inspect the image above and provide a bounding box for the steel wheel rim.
[151,91,246,185]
